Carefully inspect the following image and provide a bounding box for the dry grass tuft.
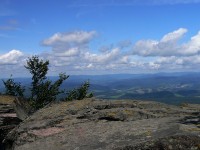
[0,95,16,104]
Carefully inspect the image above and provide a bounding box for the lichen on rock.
[2,98,200,150]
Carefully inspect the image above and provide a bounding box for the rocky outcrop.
[0,96,21,150]
[3,98,200,150]
[12,97,32,120]
[114,135,200,150]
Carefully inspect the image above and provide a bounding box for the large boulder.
[3,98,200,150]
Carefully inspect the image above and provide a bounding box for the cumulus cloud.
[132,28,200,57]
[181,31,200,55]
[41,30,129,73]
[40,29,200,74]
[148,62,160,69]
[160,28,187,43]
[84,48,120,63]
[54,47,80,57]
[42,31,96,48]
[3,28,200,77]
[0,50,27,77]
[159,55,200,66]
[0,50,24,65]
[42,31,97,60]
[119,56,130,64]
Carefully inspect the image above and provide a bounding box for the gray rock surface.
[12,97,32,120]
[3,98,200,150]
[0,96,21,150]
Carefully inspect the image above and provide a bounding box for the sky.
[1,0,200,77]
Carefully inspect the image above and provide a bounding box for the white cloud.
[84,48,120,63]
[0,50,27,77]
[42,31,96,47]
[150,55,200,72]
[42,31,97,59]
[148,62,160,69]
[87,63,93,68]
[40,29,200,75]
[160,28,187,43]
[155,56,177,64]
[133,39,159,56]
[41,31,133,73]
[132,28,200,57]
[0,50,24,65]
[119,56,130,64]
[55,47,80,57]
[3,28,200,78]
[181,31,200,55]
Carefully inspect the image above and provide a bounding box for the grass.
[0,95,15,104]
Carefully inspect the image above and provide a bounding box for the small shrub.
[66,81,93,101]
[2,75,25,97]
[3,55,93,111]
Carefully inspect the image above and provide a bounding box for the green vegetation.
[2,56,93,111]
[66,81,93,101]
[2,75,25,97]
[2,71,200,106]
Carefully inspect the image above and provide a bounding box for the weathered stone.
[0,96,21,150]
[3,98,200,150]
[12,97,32,120]
[114,135,200,150]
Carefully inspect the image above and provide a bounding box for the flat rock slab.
[4,98,200,150]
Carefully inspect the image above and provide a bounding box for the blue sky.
[1,0,200,77]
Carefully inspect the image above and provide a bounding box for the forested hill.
[1,72,200,105]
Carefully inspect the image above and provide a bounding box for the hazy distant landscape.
[1,72,200,105]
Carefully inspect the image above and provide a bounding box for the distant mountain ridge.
[1,72,200,105]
